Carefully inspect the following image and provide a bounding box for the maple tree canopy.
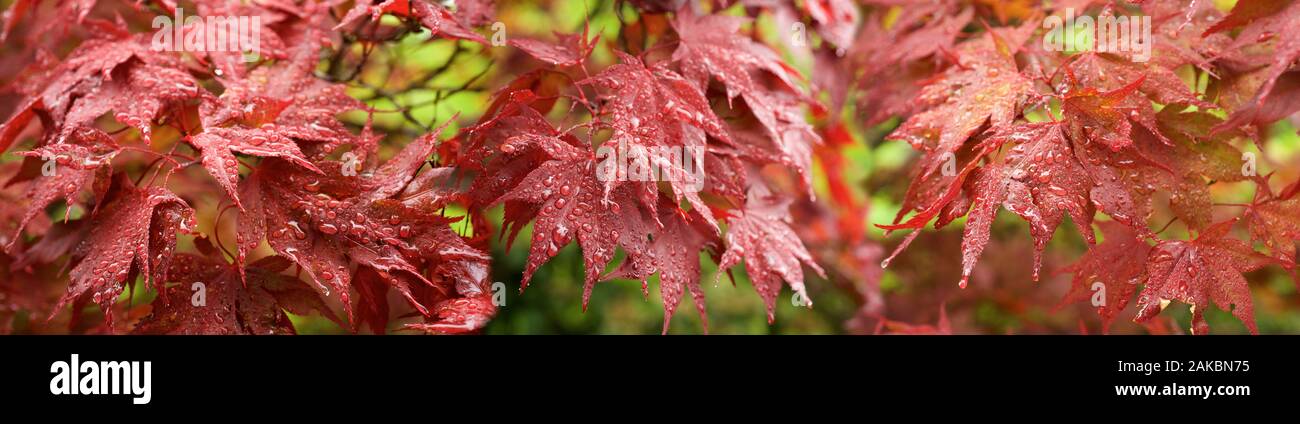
[0,0,1298,335]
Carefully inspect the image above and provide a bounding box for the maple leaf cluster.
[0,0,500,334]
[866,0,1300,334]
[0,0,847,334]
[452,4,833,332]
[1,0,1297,335]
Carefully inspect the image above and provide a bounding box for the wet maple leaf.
[60,63,202,143]
[457,104,568,205]
[395,165,460,208]
[1067,107,1247,232]
[1206,0,1300,132]
[670,9,820,187]
[192,47,365,207]
[491,129,656,308]
[1244,183,1300,269]
[1069,50,1211,109]
[1068,138,1164,233]
[54,180,195,330]
[0,0,96,43]
[957,122,1097,284]
[466,99,676,318]
[401,288,496,335]
[0,30,193,151]
[582,51,724,228]
[236,166,349,321]
[1060,71,1163,151]
[606,198,718,333]
[851,6,971,126]
[201,57,366,161]
[350,267,392,334]
[883,114,1180,288]
[133,253,339,335]
[716,187,825,323]
[190,127,322,209]
[1134,219,1275,334]
[237,119,487,326]
[348,234,492,334]
[889,24,1034,176]
[1059,221,1151,333]
[1146,108,1250,230]
[725,89,823,192]
[510,28,598,67]
[878,139,995,236]
[335,0,487,44]
[5,127,117,249]
[190,0,293,78]
[668,8,801,92]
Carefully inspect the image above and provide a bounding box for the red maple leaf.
[581,51,724,228]
[200,56,366,161]
[716,186,826,322]
[1244,180,1300,269]
[490,127,654,308]
[510,28,598,67]
[1134,219,1275,334]
[0,28,197,152]
[236,118,488,327]
[954,122,1097,285]
[55,179,195,329]
[5,127,117,250]
[606,198,719,333]
[133,249,339,335]
[1059,221,1152,333]
[889,23,1034,177]
[189,127,321,209]
[1205,0,1300,131]
[670,8,820,187]
[335,0,487,44]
